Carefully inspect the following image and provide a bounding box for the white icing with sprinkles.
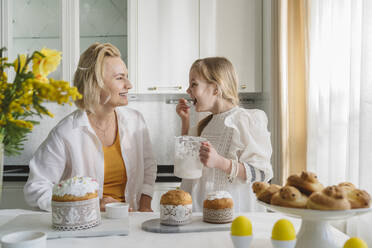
[206,191,232,200]
[52,176,98,197]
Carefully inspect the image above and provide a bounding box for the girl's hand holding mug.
[199,141,230,171]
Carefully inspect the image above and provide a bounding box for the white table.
[0,209,349,248]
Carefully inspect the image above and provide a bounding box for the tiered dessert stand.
[258,201,372,248]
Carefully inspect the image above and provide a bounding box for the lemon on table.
[272,219,296,241]
[344,237,368,248]
[231,216,252,236]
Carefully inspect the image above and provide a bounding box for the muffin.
[345,189,371,209]
[252,182,281,204]
[286,171,324,196]
[51,176,101,230]
[307,185,351,210]
[270,186,308,208]
[160,190,192,226]
[338,182,371,209]
[203,191,234,224]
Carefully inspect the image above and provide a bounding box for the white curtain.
[306,0,372,244]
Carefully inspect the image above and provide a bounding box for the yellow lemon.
[343,237,368,248]
[272,219,296,241]
[231,216,252,236]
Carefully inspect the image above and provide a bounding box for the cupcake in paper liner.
[160,190,192,226]
[51,176,101,231]
[203,191,234,224]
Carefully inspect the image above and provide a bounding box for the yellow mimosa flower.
[34,73,49,83]
[1,71,7,81]
[1,46,81,155]
[14,54,28,72]
[32,48,61,77]
[46,111,54,118]
[12,119,33,129]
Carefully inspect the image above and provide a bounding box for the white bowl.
[105,202,129,219]
[230,235,253,248]
[1,231,46,248]
[271,239,296,248]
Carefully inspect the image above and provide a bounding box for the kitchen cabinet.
[135,0,262,93]
[200,0,262,92]
[0,182,32,210]
[1,0,262,93]
[135,0,199,94]
[1,0,128,84]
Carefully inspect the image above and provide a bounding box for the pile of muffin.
[160,190,234,226]
[252,171,371,210]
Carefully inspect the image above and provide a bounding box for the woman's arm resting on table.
[24,130,66,211]
[138,194,153,212]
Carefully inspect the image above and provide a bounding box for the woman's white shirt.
[181,107,273,212]
[24,107,157,211]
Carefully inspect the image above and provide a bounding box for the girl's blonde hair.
[191,57,240,136]
[190,57,239,106]
[73,42,121,113]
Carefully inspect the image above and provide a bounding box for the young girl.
[176,57,273,212]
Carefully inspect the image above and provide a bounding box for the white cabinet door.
[137,0,199,94]
[200,0,262,93]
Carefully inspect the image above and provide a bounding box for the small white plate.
[1,231,46,248]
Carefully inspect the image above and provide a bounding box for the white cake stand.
[258,201,372,248]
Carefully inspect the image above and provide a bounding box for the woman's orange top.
[102,129,127,202]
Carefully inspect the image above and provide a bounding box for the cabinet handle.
[240,85,247,89]
[148,85,182,91]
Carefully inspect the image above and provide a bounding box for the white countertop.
[0,209,349,248]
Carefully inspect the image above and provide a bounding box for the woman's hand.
[176,98,190,120]
[199,142,230,170]
[138,194,153,212]
[100,196,119,211]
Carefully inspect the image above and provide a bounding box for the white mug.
[174,136,207,179]
[1,231,47,248]
[105,202,129,219]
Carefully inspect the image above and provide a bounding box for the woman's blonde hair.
[191,57,240,136]
[73,42,121,112]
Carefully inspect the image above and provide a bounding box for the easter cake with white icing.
[51,176,101,231]
[203,191,234,224]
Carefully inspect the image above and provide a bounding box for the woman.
[24,43,157,212]
[176,57,273,212]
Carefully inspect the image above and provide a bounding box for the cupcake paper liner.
[52,197,101,231]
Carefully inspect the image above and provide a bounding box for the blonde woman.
[24,43,156,212]
[176,57,273,212]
